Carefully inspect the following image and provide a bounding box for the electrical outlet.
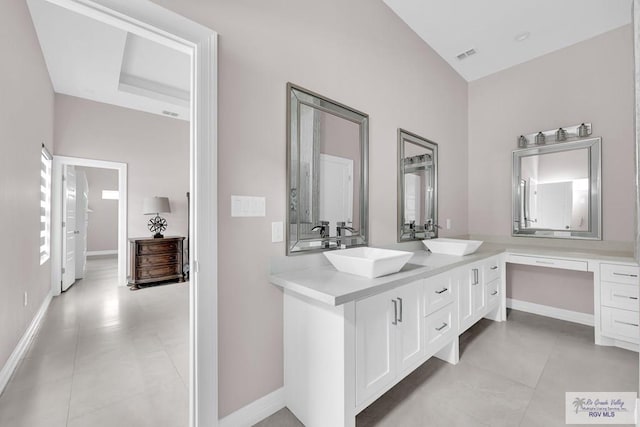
[23,292,28,307]
[446,219,452,230]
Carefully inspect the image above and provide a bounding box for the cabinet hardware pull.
[398,297,403,323]
[472,268,479,285]
[613,293,637,300]
[435,288,448,294]
[614,320,639,327]
[613,272,639,278]
[491,290,498,296]
[435,322,448,331]
[490,266,498,270]
[535,260,554,265]
[392,299,398,325]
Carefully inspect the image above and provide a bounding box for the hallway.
[0,257,189,426]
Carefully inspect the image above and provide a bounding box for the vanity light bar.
[517,123,592,148]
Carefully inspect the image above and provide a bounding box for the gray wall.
[0,1,54,371]
[76,167,118,252]
[152,0,469,417]
[54,95,189,241]
[468,25,635,313]
[469,25,634,243]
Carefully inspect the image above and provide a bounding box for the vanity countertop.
[269,243,637,307]
[270,247,504,306]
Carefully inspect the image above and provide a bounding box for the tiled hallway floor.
[257,310,639,427]
[0,257,189,427]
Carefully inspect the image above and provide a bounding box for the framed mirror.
[512,137,601,240]
[286,83,369,255]
[397,129,438,242]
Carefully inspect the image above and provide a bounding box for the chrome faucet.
[336,221,357,248]
[311,220,330,248]
[424,219,441,238]
[406,220,416,239]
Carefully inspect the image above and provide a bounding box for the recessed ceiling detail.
[383,0,632,81]
[27,0,190,120]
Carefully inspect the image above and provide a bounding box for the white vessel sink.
[324,247,413,278]
[422,238,483,256]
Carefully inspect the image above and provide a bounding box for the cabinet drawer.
[486,278,500,308]
[483,259,501,283]
[425,303,455,355]
[508,254,588,272]
[601,306,639,343]
[601,282,639,312]
[601,263,640,285]
[136,264,181,280]
[424,275,453,316]
[137,241,180,255]
[137,253,179,267]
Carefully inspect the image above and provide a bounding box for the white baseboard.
[507,298,594,326]
[219,387,285,427]
[86,250,117,257]
[0,291,52,395]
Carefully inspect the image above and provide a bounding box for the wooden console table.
[128,236,185,289]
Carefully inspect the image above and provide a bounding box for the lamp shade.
[143,196,171,215]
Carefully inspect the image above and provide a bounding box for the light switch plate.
[272,221,283,243]
[446,219,452,230]
[231,195,266,217]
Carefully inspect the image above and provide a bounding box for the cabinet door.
[471,265,486,317]
[355,288,397,405]
[396,281,424,375]
[458,268,474,334]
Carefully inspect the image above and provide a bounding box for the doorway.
[53,157,127,291]
[37,0,218,426]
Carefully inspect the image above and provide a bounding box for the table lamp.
[143,196,171,238]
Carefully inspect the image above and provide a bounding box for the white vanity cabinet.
[355,280,423,406]
[598,263,639,348]
[459,256,502,334]
[275,251,506,427]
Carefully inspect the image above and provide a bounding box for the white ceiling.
[27,0,190,120]
[383,0,632,81]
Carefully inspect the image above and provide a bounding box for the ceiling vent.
[456,48,477,60]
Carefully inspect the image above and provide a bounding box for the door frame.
[41,0,219,426]
[52,156,128,290]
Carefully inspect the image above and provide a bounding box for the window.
[40,145,52,265]
[101,190,119,200]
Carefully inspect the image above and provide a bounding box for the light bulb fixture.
[518,135,528,148]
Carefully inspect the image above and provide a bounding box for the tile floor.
[0,257,189,427]
[257,311,639,427]
[2,258,637,427]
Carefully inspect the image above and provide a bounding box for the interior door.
[319,153,353,236]
[75,170,88,279]
[62,165,77,291]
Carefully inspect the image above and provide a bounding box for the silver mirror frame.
[286,83,369,255]
[512,137,602,240]
[397,129,438,242]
